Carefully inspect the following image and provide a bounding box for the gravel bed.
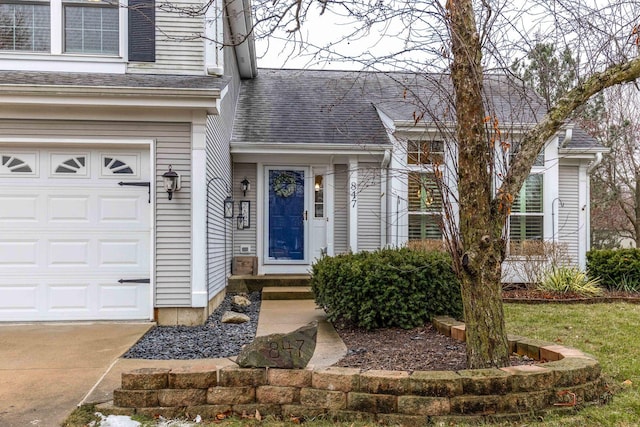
[123,292,261,360]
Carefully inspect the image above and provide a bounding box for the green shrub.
[537,266,603,297]
[310,247,463,330]
[587,249,640,291]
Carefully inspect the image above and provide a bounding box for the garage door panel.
[0,284,39,311]
[0,148,151,321]
[99,284,147,311]
[48,240,90,267]
[47,284,91,312]
[48,196,90,222]
[99,196,145,224]
[0,196,39,222]
[99,240,144,267]
[0,240,39,266]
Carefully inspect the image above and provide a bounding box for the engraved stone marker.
[236,321,318,368]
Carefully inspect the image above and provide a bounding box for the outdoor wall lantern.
[223,196,234,219]
[237,214,245,230]
[162,165,181,200]
[240,177,250,196]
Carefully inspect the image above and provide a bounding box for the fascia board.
[559,147,610,156]
[394,121,538,133]
[0,86,222,114]
[230,142,392,155]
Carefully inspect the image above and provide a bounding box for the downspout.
[588,152,603,173]
[559,124,573,148]
[380,150,391,247]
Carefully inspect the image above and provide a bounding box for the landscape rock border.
[107,316,605,425]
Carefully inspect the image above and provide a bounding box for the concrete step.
[228,274,311,293]
[261,286,315,300]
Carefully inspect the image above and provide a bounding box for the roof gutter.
[226,0,258,79]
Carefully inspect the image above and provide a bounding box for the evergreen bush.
[310,247,463,329]
[587,249,640,291]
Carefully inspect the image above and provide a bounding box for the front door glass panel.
[268,169,305,260]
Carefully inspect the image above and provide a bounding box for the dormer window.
[407,140,444,165]
[0,1,51,52]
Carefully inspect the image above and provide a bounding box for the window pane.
[314,175,324,218]
[509,215,543,241]
[0,2,50,52]
[64,4,118,55]
[407,140,444,165]
[512,174,543,214]
[510,141,544,167]
[408,172,442,213]
[409,214,443,240]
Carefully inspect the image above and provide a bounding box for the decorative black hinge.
[118,278,151,284]
[118,181,151,203]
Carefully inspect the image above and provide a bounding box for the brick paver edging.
[108,316,605,425]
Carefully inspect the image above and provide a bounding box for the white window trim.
[0,0,127,73]
[405,138,446,242]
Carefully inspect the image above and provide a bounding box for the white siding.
[357,163,382,251]
[0,119,193,306]
[205,38,241,297]
[232,163,257,255]
[128,0,205,75]
[333,164,349,254]
[558,165,580,264]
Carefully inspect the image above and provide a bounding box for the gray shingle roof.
[0,71,229,90]
[231,69,390,145]
[232,69,599,151]
[560,126,605,151]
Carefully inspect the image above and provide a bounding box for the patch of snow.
[95,413,141,427]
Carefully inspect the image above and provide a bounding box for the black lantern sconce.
[162,165,181,200]
[240,177,250,196]
[223,195,234,219]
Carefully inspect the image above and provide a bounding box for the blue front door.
[268,169,305,261]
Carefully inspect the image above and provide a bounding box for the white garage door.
[0,147,152,321]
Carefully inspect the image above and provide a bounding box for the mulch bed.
[332,322,535,372]
[331,290,640,372]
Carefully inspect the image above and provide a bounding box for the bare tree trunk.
[448,0,511,368]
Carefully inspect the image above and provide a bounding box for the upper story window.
[0,1,50,52]
[64,0,118,55]
[408,140,444,165]
[0,0,132,58]
[509,140,545,167]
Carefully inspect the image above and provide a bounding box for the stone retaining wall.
[109,316,605,425]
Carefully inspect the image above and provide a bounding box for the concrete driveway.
[0,322,152,427]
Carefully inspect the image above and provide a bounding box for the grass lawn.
[65,303,640,427]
